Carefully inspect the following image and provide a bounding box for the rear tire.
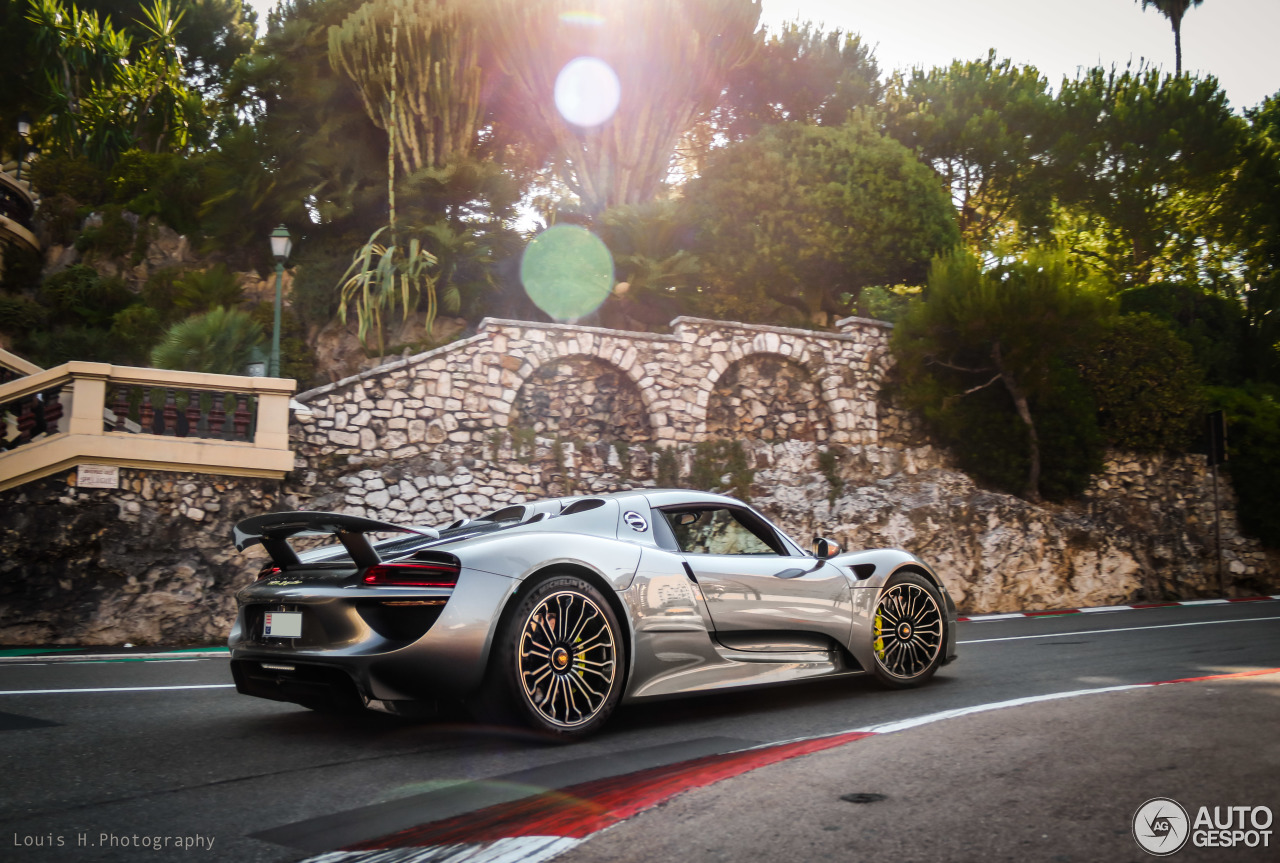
[477,574,625,740]
[870,571,946,689]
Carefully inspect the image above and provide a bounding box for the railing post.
[67,364,111,437]
[162,388,178,436]
[254,391,292,451]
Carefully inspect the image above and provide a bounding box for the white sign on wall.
[77,464,119,489]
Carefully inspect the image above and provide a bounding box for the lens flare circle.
[520,225,615,322]
[554,56,621,128]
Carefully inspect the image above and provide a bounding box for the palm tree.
[149,307,264,375]
[1136,0,1205,75]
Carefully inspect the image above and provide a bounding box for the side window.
[663,507,780,555]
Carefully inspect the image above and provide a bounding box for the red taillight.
[363,562,460,587]
[257,565,282,582]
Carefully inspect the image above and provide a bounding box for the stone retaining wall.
[1,312,1275,646]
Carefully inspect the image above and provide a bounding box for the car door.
[658,505,853,649]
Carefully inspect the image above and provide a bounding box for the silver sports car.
[229,489,957,738]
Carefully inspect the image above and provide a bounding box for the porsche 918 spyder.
[229,489,957,738]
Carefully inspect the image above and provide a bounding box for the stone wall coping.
[835,315,894,331]
[0,347,43,378]
[671,316,884,342]
[294,331,491,402]
[0,361,296,405]
[478,317,681,343]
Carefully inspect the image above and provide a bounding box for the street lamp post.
[268,224,292,378]
[16,114,31,182]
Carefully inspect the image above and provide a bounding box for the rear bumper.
[227,568,519,707]
[230,659,363,710]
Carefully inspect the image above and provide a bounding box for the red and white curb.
[956,594,1280,622]
[298,667,1280,863]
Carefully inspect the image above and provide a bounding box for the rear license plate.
[263,611,302,638]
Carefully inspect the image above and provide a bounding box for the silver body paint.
[228,489,957,711]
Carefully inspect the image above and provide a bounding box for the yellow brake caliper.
[873,607,886,659]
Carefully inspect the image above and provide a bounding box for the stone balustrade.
[0,361,296,492]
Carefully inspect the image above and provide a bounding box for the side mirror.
[813,537,840,559]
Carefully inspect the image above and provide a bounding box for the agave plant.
[337,225,439,357]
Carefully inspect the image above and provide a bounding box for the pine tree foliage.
[893,247,1114,501]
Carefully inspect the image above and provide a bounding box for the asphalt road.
[1,601,1277,862]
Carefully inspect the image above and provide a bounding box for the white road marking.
[0,684,236,695]
[857,684,1149,734]
[0,650,229,665]
[958,614,1280,644]
[303,836,583,863]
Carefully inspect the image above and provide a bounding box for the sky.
[759,0,1279,111]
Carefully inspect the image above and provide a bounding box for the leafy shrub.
[688,440,754,501]
[286,246,346,330]
[108,305,165,366]
[28,154,108,204]
[34,194,82,246]
[140,267,184,323]
[21,325,122,366]
[108,150,205,235]
[39,265,135,328]
[174,265,244,316]
[0,295,48,335]
[0,244,43,294]
[249,303,318,385]
[74,206,136,259]
[1119,283,1249,385]
[1209,385,1280,547]
[1078,314,1206,451]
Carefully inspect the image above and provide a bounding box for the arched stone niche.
[706,353,830,442]
[509,354,653,442]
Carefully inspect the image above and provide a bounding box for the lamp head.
[269,224,292,262]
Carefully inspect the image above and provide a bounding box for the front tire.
[871,571,946,688]
[480,574,625,740]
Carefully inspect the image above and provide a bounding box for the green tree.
[480,0,759,214]
[1135,0,1204,76]
[683,117,960,326]
[885,53,1061,249]
[25,0,202,161]
[893,247,1114,501]
[149,305,264,373]
[208,0,387,268]
[711,20,882,143]
[1052,68,1246,288]
[73,0,256,98]
[1229,93,1280,386]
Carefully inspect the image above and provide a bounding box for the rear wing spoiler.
[233,511,440,569]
